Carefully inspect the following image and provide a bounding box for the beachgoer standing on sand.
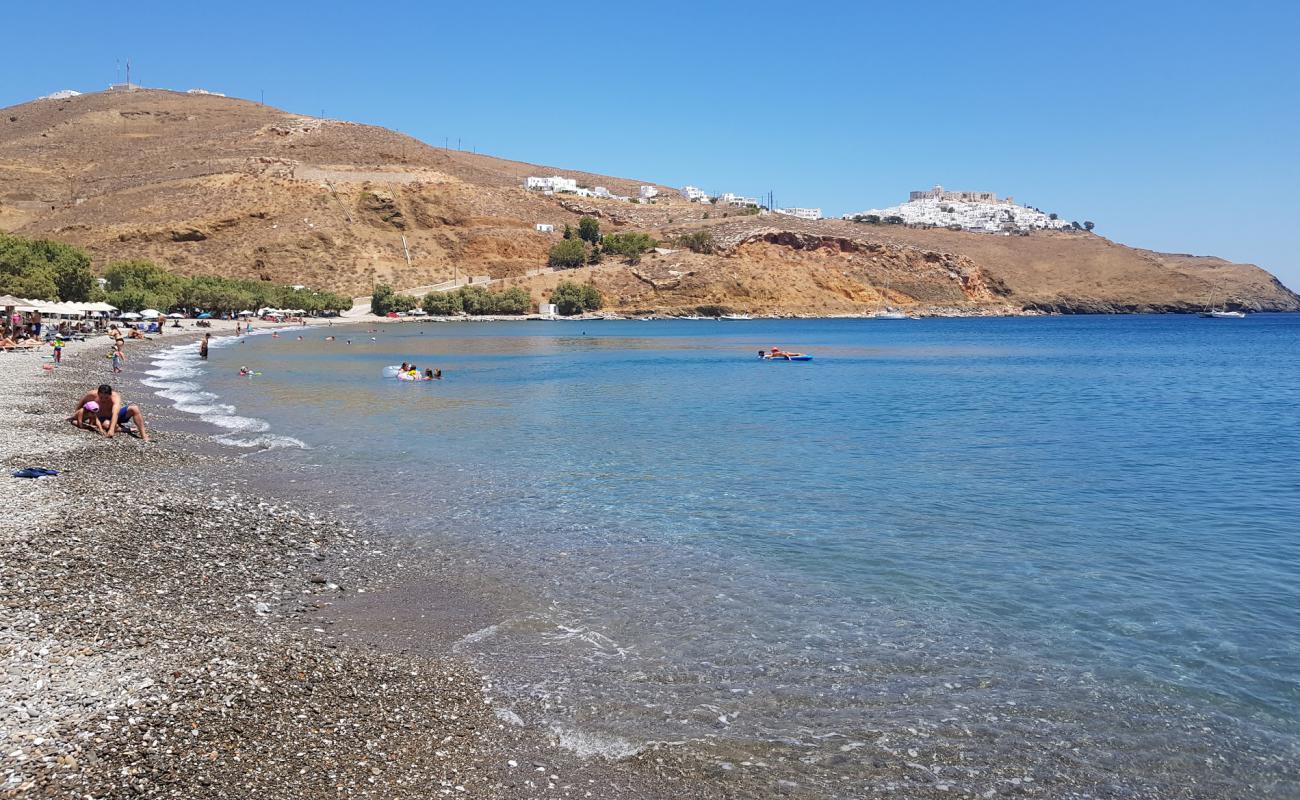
[52,337,63,364]
[111,342,125,374]
[199,333,210,360]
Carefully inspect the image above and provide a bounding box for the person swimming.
[239,366,250,376]
[424,368,434,380]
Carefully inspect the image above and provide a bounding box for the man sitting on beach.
[69,384,150,442]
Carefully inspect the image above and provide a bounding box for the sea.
[141,315,1300,797]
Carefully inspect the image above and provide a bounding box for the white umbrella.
[167,312,184,318]
[238,310,254,316]
[120,312,142,319]
[140,309,161,319]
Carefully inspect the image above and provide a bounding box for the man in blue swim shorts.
[70,384,151,442]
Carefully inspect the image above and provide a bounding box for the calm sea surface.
[144,315,1300,797]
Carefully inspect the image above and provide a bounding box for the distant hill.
[2,88,1296,315]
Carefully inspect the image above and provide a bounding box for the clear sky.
[4,1,1298,287]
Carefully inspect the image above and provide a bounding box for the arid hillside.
[2,88,1295,314]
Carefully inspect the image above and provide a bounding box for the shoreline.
[0,332,745,799]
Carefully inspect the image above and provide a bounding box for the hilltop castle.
[908,185,1013,205]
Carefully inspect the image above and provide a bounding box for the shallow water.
[144,316,1300,796]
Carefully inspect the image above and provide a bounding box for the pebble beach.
[0,330,742,799]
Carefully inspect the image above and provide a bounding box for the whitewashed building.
[681,185,710,203]
[639,185,659,199]
[525,175,578,193]
[535,223,555,233]
[719,192,760,207]
[775,207,823,220]
[538,303,558,316]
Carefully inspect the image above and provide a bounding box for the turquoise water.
[145,316,1300,796]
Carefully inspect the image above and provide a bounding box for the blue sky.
[4,1,1298,287]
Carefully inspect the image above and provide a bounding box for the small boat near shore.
[720,313,752,320]
[1200,310,1247,319]
[869,310,914,320]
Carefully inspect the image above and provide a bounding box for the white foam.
[212,433,309,451]
[201,413,270,432]
[143,337,297,451]
[548,724,643,760]
[455,624,501,649]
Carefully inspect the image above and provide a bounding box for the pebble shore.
[0,333,744,799]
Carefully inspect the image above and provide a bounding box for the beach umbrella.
[238,310,254,316]
[140,309,161,319]
[197,312,212,319]
[121,312,142,319]
[167,312,184,319]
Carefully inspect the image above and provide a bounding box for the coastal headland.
[2,88,1296,317]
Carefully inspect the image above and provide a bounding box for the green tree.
[562,224,575,240]
[551,280,603,316]
[371,284,404,315]
[423,291,464,316]
[0,234,95,301]
[577,216,601,244]
[1083,220,1095,231]
[548,238,587,269]
[457,285,494,315]
[492,286,531,314]
[602,232,657,261]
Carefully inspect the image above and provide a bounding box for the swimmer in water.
[239,366,251,376]
[325,336,335,341]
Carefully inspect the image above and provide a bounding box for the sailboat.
[869,280,914,319]
[1199,292,1246,319]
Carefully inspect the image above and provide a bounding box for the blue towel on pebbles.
[11,467,59,479]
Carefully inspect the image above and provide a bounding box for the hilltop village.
[523,174,1086,235]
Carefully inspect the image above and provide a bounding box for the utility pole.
[260,89,264,106]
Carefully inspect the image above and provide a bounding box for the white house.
[774,207,822,220]
[681,185,710,202]
[594,186,611,198]
[535,223,555,233]
[538,303,558,316]
[525,175,578,193]
[720,192,759,207]
[639,186,659,199]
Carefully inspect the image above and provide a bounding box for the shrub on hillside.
[675,230,715,254]
[602,232,657,263]
[578,216,601,244]
[548,238,588,269]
